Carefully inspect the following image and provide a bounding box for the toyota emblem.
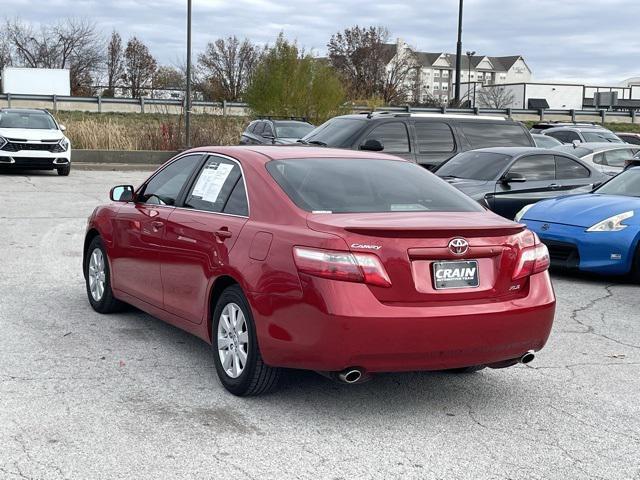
[448,238,469,255]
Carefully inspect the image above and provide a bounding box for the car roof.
[333,112,511,122]
[555,143,635,153]
[544,126,612,133]
[185,145,404,164]
[462,146,559,156]
[0,108,51,114]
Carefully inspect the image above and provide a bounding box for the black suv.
[240,119,315,145]
[299,112,534,170]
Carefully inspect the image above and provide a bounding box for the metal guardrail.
[0,93,637,123]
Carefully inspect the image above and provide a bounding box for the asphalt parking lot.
[1,169,639,480]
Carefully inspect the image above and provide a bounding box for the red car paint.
[85,146,555,373]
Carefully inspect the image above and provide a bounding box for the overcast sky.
[3,0,638,85]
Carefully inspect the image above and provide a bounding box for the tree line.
[0,19,436,121]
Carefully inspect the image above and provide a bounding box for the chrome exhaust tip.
[520,350,535,364]
[338,369,362,384]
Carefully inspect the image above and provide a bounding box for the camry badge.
[351,243,382,250]
[448,238,469,255]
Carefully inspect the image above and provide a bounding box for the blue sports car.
[515,167,640,280]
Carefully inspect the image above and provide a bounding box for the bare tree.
[0,30,12,72]
[105,30,124,97]
[380,46,416,104]
[477,85,515,109]
[152,65,185,94]
[124,37,157,98]
[4,18,102,94]
[3,18,101,95]
[328,25,411,102]
[197,36,260,101]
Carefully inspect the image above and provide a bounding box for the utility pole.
[185,0,192,148]
[454,0,463,105]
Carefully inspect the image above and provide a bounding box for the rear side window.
[184,157,244,213]
[263,123,275,137]
[460,123,532,148]
[547,131,580,143]
[415,122,455,153]
[302,117,366,147]
[365,122,410,153]
[508,155,555,181]
[266,158,483,213]
[604,149,636,167]
[555,156,590,179]
[253,122,265,135]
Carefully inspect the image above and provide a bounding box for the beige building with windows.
[386,40,532,104]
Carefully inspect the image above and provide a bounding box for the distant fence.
[1,93,639,124]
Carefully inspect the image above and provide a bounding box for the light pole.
[185,0,192,148]
[453,0,463,105]
[466,50,475,107]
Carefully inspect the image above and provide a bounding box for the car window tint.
[223,178,249,216]
[253,122,265,135]
[266,158,484,213]
[548,131,580,143]
[365,122,410,153]
[302,118,367,147]
[555,156,590,179]
[620,135,640,145]
[263,123,274,137]
[184,157,242,213]
[508,155,555,181]
[596,169,640,196]
[247,122,258,133]
[436,151,513,180]
[460,123,532,148]
[605,149,634,167]
[415,122,455,153]
[139,154,200,205]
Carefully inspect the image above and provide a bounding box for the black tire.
[57,164,71,176]
[212,285,281,396]
[445,365,486,374]
[631,245,640,283]
[84,236,124,313]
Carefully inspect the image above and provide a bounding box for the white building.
[385,40,532,104]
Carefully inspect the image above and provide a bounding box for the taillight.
[293,247,391,287]
[512,242,550,280]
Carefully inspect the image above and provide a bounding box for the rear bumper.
[525,219,638,275]
[0,150,71,170]
[252,273,556,372]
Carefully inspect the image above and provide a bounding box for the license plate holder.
[432,260,480,290]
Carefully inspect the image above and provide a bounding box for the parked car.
[529,121,607,134]
[540,125,623,144]
[240,119,314,145]
[517,167,640,280]
[532,133,562,148]
[435,147,606,220]
[300,112,535,170]
[616,132,640,145]
[84,146,555,396]
[554,143,640,176]
[0,108,71,175]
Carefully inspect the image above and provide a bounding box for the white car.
[554,143,640,176]
[0,108,71,176]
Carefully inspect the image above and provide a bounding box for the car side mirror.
[59,124,66,132]
[360,139,384,152]
[502,172,527,183]
[572,139,581,148]
[110,185,135,202]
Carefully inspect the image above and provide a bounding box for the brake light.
[512,242,550,280]
[293,247,391,287]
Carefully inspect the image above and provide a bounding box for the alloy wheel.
[217,303,249,379]
[88,247,106,301]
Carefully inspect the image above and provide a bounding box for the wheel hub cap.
[88,248,106,302]
[217,303,249,379]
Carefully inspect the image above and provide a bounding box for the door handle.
[548,183,561,189]
[215,228,233,240]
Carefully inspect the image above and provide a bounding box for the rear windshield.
[436,151,513,180]
[301,118,366,147]
[596,168,640,196]
[266,158,484,213]
[275,122,314,138]
[0,111,57,129]
[581,131,623,143]
[460,123,532,148]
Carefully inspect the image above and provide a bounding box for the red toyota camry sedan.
[83,146,555,396]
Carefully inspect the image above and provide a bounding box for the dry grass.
[55,111,247,151]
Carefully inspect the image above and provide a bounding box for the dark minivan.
[300,112,535,170]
